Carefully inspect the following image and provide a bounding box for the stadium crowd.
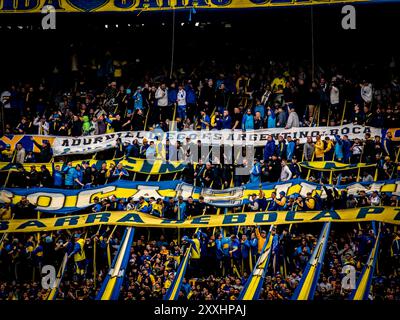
[0,51,400,301]
[0,223,399,300]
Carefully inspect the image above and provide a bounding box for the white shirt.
[155,87,168,107]
[33,117,50,135]
[330,86,339,104]
[361,84,373,103]
[1,91,11,109]
[370,195,380,206]
[280,165,293,181]
[177,89,186,106]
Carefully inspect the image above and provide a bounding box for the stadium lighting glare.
[128,24,131,27]
[105,24,108,29]
[181,22,185,26]
[115,24,119,28]
[195,22,200,27]
[141,23,144,26]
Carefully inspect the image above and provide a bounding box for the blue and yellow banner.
[349,226,381,300]
[0,0,376,14]
[1,207,399,233]
[300,161,377,171]
[163,247,191,300]
[239,226,274,300]
[96,227,135,300]
[291,222,331,300]
[0,134,55,153]
[2,179,399,214]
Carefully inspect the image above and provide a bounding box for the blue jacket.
[242,113,254,131]
[222,115,232,129]
[185,85,196,104]
[250,163,261,184]
[268,199,279,211]
[343,140,352,161]
[249,238,258,256]
[241,239,250,259]
[133,91,143,110]
[383,137,393,157]
[276,140,287,159]
[254,104,265,119]
[216,239,224,260]
[230,238,241,259]
[73,170,83,187]
[63,166,75,186]
[267,113,276,128]
[334,135,344,160]
[286,140,295,160]
[168,88,177,105]
[52,163,63,187]
[264,139,276,160]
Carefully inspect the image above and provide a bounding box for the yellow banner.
[1,207,399,233]
[0,0,370,13]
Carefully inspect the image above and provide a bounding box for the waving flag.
[96,227,135,300]
[292,222,331,300]
[239,226,274,300]
[350,226,381,300]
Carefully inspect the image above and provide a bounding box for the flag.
[96,227,135,300]
[291,222,331,300]
[350,226,381,300]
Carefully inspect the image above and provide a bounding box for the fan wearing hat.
[255,226,267,254]
[1,144,13,162]
[274,191,288,211]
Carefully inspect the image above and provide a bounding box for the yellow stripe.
[352,230,380,300]
[295,224,329,300]
[242,232,273,300]
[167,247,191,300]
[100,228,133,300]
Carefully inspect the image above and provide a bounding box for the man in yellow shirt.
[304,192,316,210]
[255,227,267,254]
[314,135,325,161]
[323,137,335,161]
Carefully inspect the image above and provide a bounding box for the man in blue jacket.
[240,234,251,274]
[52,160,63,187]
[263,135,276,161]
[382,131,394,159]
[185,81,196,121]
[342,135,352,163]
[222,110,232,129]
[286,136,295,161]
[63,162,75,189]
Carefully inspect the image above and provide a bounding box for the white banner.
[51,124,381,156]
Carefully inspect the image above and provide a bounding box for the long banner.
[1,207,399,233]
[0,0,374,14]
[0,159,378,175]
[51,125,381,156]
[2,179,399,214]
[0,125,384,156]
